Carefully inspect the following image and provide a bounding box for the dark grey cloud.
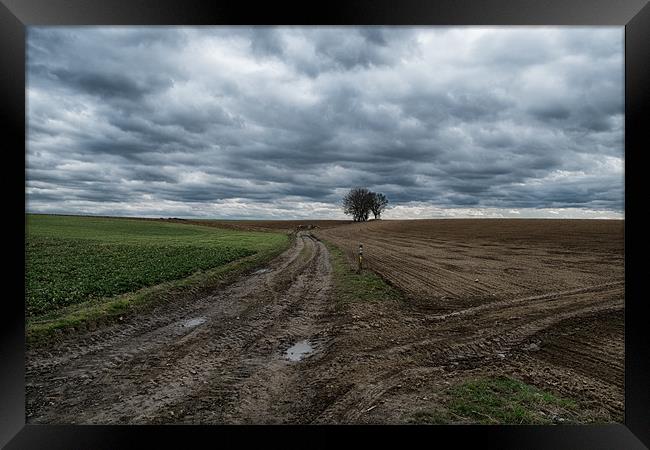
[50,68,173,100]
[26,27,624,219]
[250,27,285,58]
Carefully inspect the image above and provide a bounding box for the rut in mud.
[26,226,624,424]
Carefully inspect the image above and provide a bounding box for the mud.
[26,222,624,424]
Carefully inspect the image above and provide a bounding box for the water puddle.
[253,268,272,275]
[182,317,207,328]
[284,340,314,361]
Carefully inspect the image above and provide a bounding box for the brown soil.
[317,219,624,311]
[26,220,624,424]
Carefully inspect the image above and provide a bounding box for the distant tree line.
[342,188,389,222]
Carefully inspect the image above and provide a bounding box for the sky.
[26,27,624,220]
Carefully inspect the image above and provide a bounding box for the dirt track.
[27,232,335,424]
[26,224,624,424]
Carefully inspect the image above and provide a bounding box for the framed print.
[2,0,649,448]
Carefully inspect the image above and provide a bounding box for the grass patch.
[410,376,580,425]
[322,240,404,310]
[26,215,290,342]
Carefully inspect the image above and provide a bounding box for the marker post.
[358,243,363,273]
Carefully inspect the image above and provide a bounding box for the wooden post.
[358,243,363,273]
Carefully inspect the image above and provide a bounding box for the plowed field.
[317,219,623,311]
[313,219,624,422]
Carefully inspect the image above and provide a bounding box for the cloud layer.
[26,27,624,219]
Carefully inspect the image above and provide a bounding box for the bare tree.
[370,192,388,219]
[342,188,375,222]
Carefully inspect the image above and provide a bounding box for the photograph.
[22,25,628,427]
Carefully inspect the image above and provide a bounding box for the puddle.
[182,317,207,328]
[253,268,272,275]
[284,340,314,361]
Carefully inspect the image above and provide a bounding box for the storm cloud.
[26,27,624,219]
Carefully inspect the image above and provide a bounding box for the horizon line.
[25,212,625,221]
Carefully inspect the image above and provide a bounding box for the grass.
[322,240,404,311]
[26,215,290,342]
[26,237,255,316]
[409,376,580,425]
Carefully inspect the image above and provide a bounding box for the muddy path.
[26,232,336,424]
[26,230,623,424]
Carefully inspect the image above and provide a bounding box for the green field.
[26,215,289,318]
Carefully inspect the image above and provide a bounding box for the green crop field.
[26,215,289,318]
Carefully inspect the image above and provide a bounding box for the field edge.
[26,232,294,346]
[320,237,405,312]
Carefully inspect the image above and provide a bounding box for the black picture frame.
[2,0,648,448]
